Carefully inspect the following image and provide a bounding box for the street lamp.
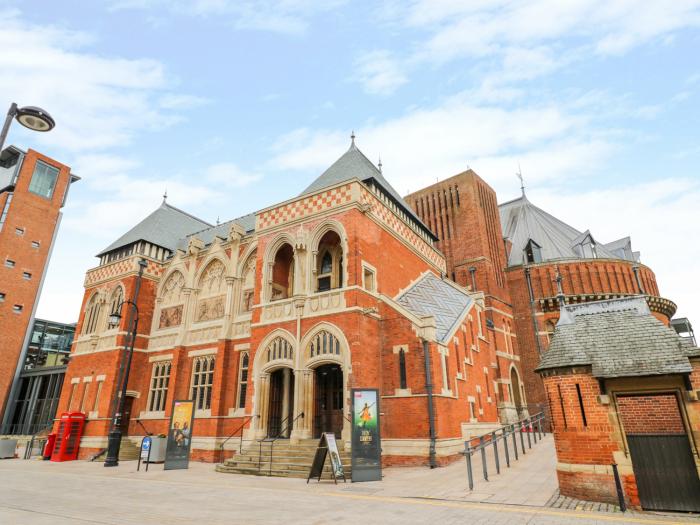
[104,298,140,468]
[0,102,56,153]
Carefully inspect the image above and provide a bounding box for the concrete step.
[215,464,351,479]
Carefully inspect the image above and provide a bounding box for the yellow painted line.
[321,491,693,525]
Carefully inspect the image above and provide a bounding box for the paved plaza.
[1,435,699,525]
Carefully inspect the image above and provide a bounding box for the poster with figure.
[351,389,382,482]
[164,400,195,470]
[325,433,345,480]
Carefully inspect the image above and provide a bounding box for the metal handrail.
[462,412,546,490]
[218,415,255,464]
[257,411,304,475]
[23,423,54,459]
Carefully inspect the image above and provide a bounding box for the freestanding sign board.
[307,433,346,484]
[351,389,381,482]
[164,400,195,470]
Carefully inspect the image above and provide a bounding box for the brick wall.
[616,394,685,435]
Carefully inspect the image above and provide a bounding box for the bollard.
[612,463,627,512]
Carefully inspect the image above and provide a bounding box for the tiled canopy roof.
[97,201,212,256]
[395,272,473,343]
[498,195,638,267]
[536,296,696,378]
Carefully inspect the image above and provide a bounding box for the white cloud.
[353,50,408,95]
[205,162,263,187]
[110,0,347,35]
[0,10,201,153]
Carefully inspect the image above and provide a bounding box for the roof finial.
[516,163,525,196]
[216,216,220,226]
[378,154,382,173]
[554,267,565,305]
[162,189,168,203]
[350,130,356,146]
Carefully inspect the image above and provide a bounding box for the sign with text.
[351,389,381,482]
[164,400,195,470]
[307,433,346,484]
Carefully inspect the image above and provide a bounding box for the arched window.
[309,330,340,358]
[82,293,102,335]
[266,337,294,362]
[315,230,343,292]
[398,349,407,389]
[190,355,215,411]
[270,243,295,301]
[106,286,124,329]
[147,361,171,412]
[237,352,249,409]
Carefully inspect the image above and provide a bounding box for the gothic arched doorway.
[267,367,294,438]
[313,364,343,438]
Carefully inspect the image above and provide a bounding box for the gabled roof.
[175,212,256,251]
[97,201,212,256]
[395,272,473,343]
[300,140,436,240]
[498,195,635,266]
[536,297,695,378]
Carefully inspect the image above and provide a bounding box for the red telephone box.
[51,412,86,462]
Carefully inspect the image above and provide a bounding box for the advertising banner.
[351,389,381,482]
[164,400,195,470]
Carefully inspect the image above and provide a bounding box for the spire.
[162,189,168,205]
[350,130,356,148]
[554,268,573,325]
[516,163,525,196]
[216,216,220,226]
[378,154,382,173]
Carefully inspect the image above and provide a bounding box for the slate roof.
[175,213,256,251]
[300,141,436,241]
[536,296,695,378]
[97,201,212,256]
[395,272,473,343]
[498,195,638,267]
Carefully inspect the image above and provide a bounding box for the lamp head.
[15,106,55,132]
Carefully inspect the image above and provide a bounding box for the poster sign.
[351,389,381,482]
[307,433,346,484]
[164,400,195,470]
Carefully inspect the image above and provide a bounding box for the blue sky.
[1,1,698,324]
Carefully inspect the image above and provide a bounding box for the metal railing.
[22,423,54,459]
[462,412,546,490]
[257,411,304,476]
[217,415,255,464]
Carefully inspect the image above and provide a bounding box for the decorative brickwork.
[257,184,353,230]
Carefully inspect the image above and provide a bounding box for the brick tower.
[0,146,78,429]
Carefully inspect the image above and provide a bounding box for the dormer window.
[524,239,542,264]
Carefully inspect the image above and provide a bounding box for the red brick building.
[537,296,700,512]
[58,140,522,465]
[0,146,78,431]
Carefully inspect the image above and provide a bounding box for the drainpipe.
[422,338,438,468]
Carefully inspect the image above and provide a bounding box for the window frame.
[190,355,215,412]
[147,361,172,413]
[28,160,60,199]
[236,352,249,410]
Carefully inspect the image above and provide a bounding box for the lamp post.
[0,103,56,152]
[104,298,140,467]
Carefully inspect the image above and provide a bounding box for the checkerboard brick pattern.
[258,184,352,230]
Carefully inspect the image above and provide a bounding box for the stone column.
[291,369,314,440]
[255,373,271,439]
[281,368,291,436]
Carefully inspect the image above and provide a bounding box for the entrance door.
[267,369,294,438]
[119,396,134,435]
[619,394,700,512]
[314,364,343,438]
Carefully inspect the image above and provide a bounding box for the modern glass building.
[2,318,75,435]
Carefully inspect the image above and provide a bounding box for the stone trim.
[187,348,218,358]
[149,353,173,363]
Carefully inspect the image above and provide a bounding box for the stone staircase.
[216,439,351,479]
[91,438,141,462]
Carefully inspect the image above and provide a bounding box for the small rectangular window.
[5,259,15,268]
[28,160,59,199]
[15,227,24,236]
[13,304,23,313]
[22,271,31,280]
[31,241,40,249]
[363,267,376,292]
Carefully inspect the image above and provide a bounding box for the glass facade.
[3,319,75,435]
